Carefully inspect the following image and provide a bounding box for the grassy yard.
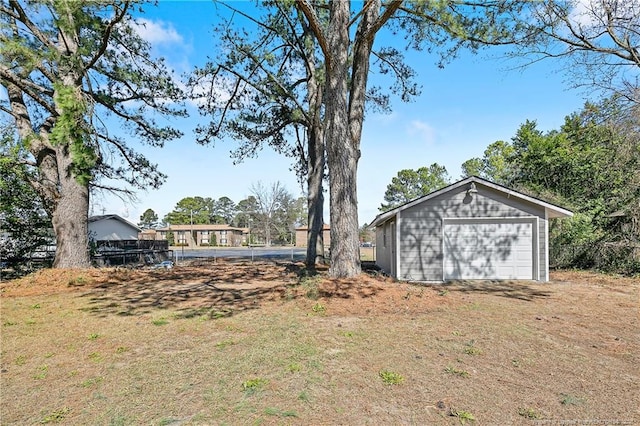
[1,263,638,425]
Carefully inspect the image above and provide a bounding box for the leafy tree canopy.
[235,196,259,228]
[212,197,237,225]
[138,209,159,229]
[461,140,515,185]
[0,123,51,267]
[512,103,638,223]
[380,163,451,212]
[163,197,213,225]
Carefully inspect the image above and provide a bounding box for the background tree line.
[138,181,307,246]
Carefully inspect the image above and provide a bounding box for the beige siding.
[294,227,331,248]
[152,225,247,247]
[295,230,307,247]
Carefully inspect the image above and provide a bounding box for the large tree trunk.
[6,77,92,268]
[327,136,361,278]
[6,12,92,269]
[306,123,325,267]
[325,1,361,278]
[349,3,378,151]
[51,147,91,268]
[49,29,92,269]
[306,45,326,267]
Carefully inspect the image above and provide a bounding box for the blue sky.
[96,1,590,226]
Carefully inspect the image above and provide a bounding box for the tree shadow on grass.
[79,260,387,318]
[435,280,553,301]
[283,261,386,300]
[80,261,300,318]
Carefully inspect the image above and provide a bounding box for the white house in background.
[88,214,141,243]
[369,176,573,282]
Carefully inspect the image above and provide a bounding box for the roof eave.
[546,208,574,219]
[369,176,574,227]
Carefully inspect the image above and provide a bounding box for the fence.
[172,247,307,265]
[93,249,173,267]
[95,240,169,251]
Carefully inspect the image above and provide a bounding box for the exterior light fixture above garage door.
[466,182,478,198]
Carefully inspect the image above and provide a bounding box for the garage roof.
[369,176,573,228]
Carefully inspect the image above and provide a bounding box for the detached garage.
[370,177,573,282]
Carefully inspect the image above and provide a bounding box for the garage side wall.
[399,185,547,281]
[375,221,393,275]
[539,214,548,281]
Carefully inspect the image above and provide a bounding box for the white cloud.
[368,111,398,126]
[132,18,184,45]
[407,120,436,145]
[568,0,597,27]
[566,0,631,29]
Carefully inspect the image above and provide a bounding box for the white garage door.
[443,220,534,280]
